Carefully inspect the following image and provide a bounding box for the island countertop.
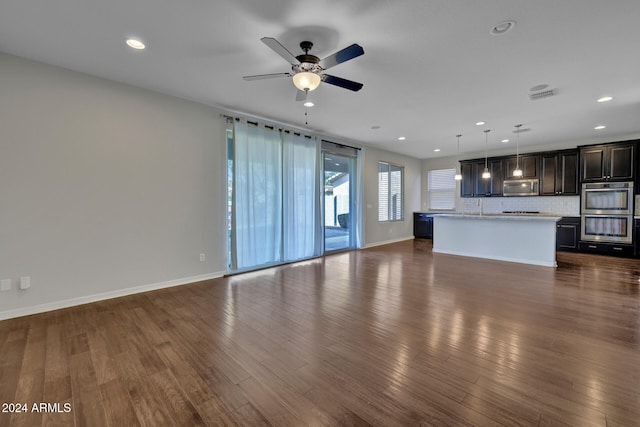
[433,212,562,221]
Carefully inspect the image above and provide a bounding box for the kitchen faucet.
[477,198,483,216]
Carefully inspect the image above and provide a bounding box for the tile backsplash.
[457,196,580,216]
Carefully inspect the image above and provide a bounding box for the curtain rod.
[222,114,312,139]
[221,114,361,148]
[321,139,362,151]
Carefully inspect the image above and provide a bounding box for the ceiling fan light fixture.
[292,72,321,91]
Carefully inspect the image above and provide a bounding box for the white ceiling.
[2,0,640,159]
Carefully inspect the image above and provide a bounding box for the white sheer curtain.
[282,132,322,261]
[231,121,321,271]
[232,121,282,269]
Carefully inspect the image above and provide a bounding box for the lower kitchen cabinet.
[414,212,433,239]
[556,217,580,252]
[578,241,635,257]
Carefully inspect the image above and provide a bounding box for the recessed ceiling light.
[501,139,510,143]
[303,101,314,107]
[398,136,406,141]
[597,96,613,103]
[594,125,606,130]
[126,39,145,50]
[490,20,516,35]
[475,121,485,126]
[335,163,340,166]
[434,148,441,152]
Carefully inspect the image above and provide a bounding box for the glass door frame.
[321,149,356,253]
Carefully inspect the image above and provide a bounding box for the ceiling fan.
[243,37,365,101]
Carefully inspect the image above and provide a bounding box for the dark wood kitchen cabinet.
[460,160,503,197]
[540,150,579,195]
[580,141,636,182]
[504,155,539,179]
[413,212,433,239]
[460,162,474,197]
[578,241,635,257]
[556,217,580,252]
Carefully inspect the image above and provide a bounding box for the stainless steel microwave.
[503,179,539,197]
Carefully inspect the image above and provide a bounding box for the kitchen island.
[432,214,562,267]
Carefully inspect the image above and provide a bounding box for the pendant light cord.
[515,124,522,168]
[484,129,490,168]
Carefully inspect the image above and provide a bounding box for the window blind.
[428,168,456,210]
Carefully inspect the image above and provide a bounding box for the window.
[378,162,404,221]
[428,168,456,210]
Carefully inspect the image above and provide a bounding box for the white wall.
[0,53,427,319]
[362,146,421,247]
[0,53,228,319]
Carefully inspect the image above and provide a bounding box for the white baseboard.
[0,271,226,321]
[363,236,415,249]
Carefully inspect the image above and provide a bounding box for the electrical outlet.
[0,279,11,292]
[19,276,30,290]
[199,253,206,262]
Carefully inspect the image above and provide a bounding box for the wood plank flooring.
[2,239,640,426]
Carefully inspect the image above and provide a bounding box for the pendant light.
[454,134,463,181]
[513,124,523,177]
[482,129,491,179]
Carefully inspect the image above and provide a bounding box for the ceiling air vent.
[529,89,558,101]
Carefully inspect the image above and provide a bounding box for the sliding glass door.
[323,152,355,252]
[227,119,361,272]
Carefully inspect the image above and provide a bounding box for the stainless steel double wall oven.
[580,181,634,243]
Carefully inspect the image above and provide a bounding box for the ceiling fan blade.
[321,74,364,92]
[295,90,307,102]
[319,44,364,70]
[243,72,292,81]
[261,37,299,65]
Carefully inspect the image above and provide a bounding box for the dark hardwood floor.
[2,239,640,426]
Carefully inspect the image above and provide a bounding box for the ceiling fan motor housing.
[294,41,322,74]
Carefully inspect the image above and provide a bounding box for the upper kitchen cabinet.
[504,155,539,179]
[580,141,636,182]
[540,150,579,195]
[460,159,503,197]
[460,161,474,197]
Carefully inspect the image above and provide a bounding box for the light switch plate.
[1,279,11,291]
[19,276,30,290]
